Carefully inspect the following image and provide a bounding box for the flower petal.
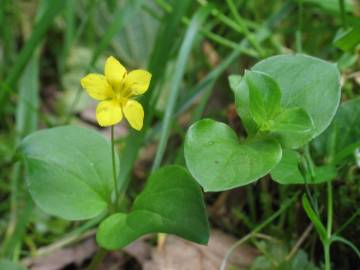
[105,56,126,90]
[96,100,123,127]
[123,99,144,130]
[125,70,152,96]
[81,74,113,100]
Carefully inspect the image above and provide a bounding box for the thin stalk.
[335,209,359,235]
[111,126,119,211]
[324,180,333,270]
[286,223,313,260]
[339,0,347,29]
[246,184,257,223]
[324,244,331,270]
[87,248,107,270]
[296,0,303,53]
[326,181,333,240]
[303,144,318,211]
[85,127,118,269]
[154,0,259,56]
[220,191,300,270]
[225,0,265,56]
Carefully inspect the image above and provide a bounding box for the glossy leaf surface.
[184,119,282,191]
[233,54,340,148]
[20,126,118,220]
[97,165,209,250]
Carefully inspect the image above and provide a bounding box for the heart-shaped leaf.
[184,119,282,191]
[245,70,281,128]
[232,54,341,148]
[97,165,209,250]
[20,125,119,220]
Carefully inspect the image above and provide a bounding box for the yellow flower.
[80,56,151,130]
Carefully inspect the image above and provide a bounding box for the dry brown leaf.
[143,230,258,270]
[24,238,96,270]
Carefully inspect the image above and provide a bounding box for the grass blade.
[151,6,212,171]
[118,0,193,192]
[0,0,65,109]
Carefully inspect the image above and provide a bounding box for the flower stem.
[85,127,118,269]
[111,125,119,211]
[87,248,107,270]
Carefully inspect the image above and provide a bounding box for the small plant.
[185,54,340,190]
[185,53,360,269]
[20,57,209,268]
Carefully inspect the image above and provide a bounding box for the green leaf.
[271,150,336,184]
[184,119,282,191]
[313,165,337,183]
[312,97,360,164]
[270,149,304,184]
[0,259,27,270]
[20,126,119,220]
[270,107,315,147]
[333,27,360,51]
[271,107,314,133]
[96,213,140,250]
[245,70,281,129]
[233,54,341,148]
[97,165,209,250]
[228,75,242,93]
[302,194,327,242]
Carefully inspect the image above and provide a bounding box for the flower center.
[112,80,132,107]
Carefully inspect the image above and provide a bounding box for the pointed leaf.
[302,194,327,242]
[245,70,282,129]
[333,27,360,51]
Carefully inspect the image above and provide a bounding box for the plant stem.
[87,248,107,270]
[220,191,300,270]
[225,0,265,56]
[326,181,333,240]
[111,126,119,211]
[85,127,118,269]
[339,0,347,29]
[324,180,333,270]
[324,243,331,270]
[296,0,303,52]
